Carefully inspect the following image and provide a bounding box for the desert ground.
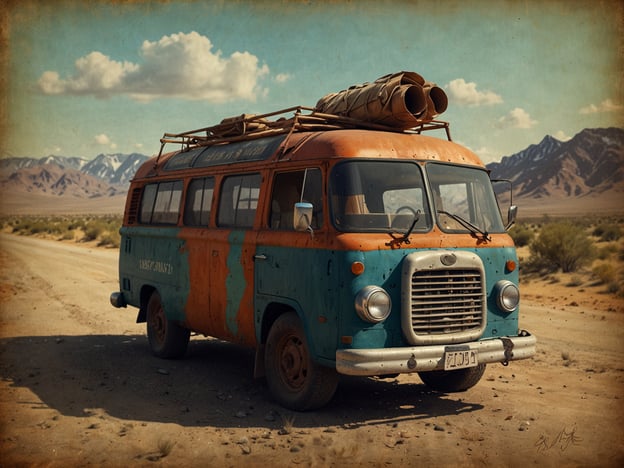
[0,232,623,467]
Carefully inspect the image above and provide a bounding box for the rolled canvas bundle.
[315,71,448,128]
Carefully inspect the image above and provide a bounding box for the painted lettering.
[138,258,174,275]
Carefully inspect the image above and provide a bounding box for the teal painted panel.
[119,226,190,321]
[254,244,524,360]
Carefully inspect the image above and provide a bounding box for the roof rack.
[156,105,451,160]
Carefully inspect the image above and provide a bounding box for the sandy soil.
[0,233,623,467]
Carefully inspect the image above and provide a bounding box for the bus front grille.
[410,269,483,334]
[401,252,486,345]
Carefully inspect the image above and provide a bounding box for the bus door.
[254,168,324,323]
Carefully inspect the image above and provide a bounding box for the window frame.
[217,173,262,229]
[139,180,184,225]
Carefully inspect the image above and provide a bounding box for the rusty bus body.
[111,106,535,410]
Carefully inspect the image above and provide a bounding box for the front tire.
[264,312,339,411]
[418,363,486,392]
[146,290,190,359]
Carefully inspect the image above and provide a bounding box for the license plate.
[444,350,478,371]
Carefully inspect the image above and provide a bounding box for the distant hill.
[486,128,624,216]
[0,153,149,214]
[487,128,624,198]
[0,153,149,188]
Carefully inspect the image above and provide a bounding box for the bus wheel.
[418,364,486,393]
[264,312,338,411]
[146,290,190,359]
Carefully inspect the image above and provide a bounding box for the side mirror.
[293,202,314,232]
[506,205,518,230]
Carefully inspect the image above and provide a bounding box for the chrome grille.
[410,269,483,335]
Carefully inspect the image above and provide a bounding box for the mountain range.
[0,127,622,215]
[0,153,149,199]
[486,127,624,199]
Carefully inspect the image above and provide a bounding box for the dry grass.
[1,215,122,248]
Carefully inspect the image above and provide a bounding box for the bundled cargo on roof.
[315,71,448,129]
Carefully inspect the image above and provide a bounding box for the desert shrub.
[596,243,618,260]
[60,230,75,241]
[592,223,622,242]
[592,262,616,285]
[97,230,121,248]
[509,223,534,247]
[528,222,595,273]
[566,275,584,287]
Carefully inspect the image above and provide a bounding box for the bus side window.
[139,184,158,223]
[270,169,323,230]
[140,181,183,225]
[184,177,215,226]
[217,173,261,228]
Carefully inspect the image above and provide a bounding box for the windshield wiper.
[437,210,491,241]
[386,210,420,248]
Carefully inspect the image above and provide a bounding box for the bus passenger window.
[140,181,183,225]
[217,173,261,228]
[184,177,215,226]
[139,184,157,223]
[270,169,323,230]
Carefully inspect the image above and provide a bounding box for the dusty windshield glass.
[330,161,431,233]
[426,163,505,235]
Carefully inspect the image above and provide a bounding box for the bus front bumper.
[335,332,536,376]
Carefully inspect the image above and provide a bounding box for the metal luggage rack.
[157,105,451,156]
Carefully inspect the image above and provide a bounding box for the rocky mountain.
[0,153,149,198]
[82,153,148,185]
[487,127,624,200]
[2,164,121,198]
[0,155,87,173]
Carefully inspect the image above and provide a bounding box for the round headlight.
[495,280,520,313]
[355,286,392,323]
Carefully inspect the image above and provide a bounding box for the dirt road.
[0,234,622,467]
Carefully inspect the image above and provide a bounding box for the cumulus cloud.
[553,130,572,141]
[578,99,623,114]
[445,78,503,106]
[275,73,292,83]
[37,31,270,102]
[94,133,117,150]
[496,107,537,129]
[472,146,501,164]
[94,133,111,145]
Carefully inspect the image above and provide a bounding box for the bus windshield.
[426,162,505,235]
[330,161,432,233]
[329,160,505,235]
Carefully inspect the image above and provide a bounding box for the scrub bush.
[528,222,595,273]
[592,223,622,242]
[509,223,534,247]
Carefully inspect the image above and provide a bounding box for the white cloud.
[94,133,111,145]
[496,107,537,129]
[275,73,292,83]
[472,146,501,164]
[578,99,623,114]
[37,31,270,103]
[553,130,572,141]
[445,78,503,106]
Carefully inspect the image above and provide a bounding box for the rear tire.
[146,290,190,359]
[418,364,486,392]
[264,312,338,411]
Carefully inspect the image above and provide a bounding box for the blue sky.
[3,0,623,163]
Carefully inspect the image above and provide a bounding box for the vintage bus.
[111,104,536,411]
